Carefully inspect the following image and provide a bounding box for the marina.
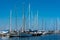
[0,3,60,38]
[0,30,60,37]
[0,0,60,40]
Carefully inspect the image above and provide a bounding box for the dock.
[0,30,60,37]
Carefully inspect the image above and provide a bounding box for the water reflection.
[0,34,60,40]
[1,37,9,40]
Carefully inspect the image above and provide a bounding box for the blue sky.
[0,0,60,30]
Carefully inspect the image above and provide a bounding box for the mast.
[50,18,53,31]
[22,2,25,32]
[15,8,17,31]
[36,10,38,30]
[56,18,57,31]
[29,3,30,30]
[56,17,59,31]
[10,10,12,32]
[55,18,57,31]
[58,17,60,30]
[42,18,44,31]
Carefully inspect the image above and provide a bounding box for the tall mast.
[56,17,59,31]
[29,3,30,30]
[56,18,57,31]
[10,10,12,32]
[36,10,38,30]
[42,18,44,31]
[22,2,25,32]
[55,18,57,31]
[15,8,17,31]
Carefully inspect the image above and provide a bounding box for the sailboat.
[1,10,13,38]
[0,10,12,38]
[31,10,43,36]
[9,10,19,37]
[41,18,47,35]
[19,3,32,37]
[54,18,60,34]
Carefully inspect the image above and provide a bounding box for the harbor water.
[0,34,60,40]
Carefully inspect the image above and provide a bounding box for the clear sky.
[0,0,60,30]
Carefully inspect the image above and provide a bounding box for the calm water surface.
[0,34,60,40]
